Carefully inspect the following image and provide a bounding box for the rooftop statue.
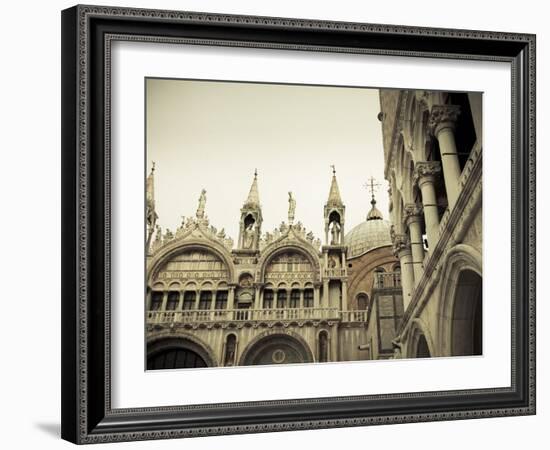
[288,192,296,224]
[196,189,207,218]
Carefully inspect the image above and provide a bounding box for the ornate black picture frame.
[61,4,536,444]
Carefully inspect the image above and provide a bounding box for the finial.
[331,164,336,176]
[365,177,384,221]
[151,161,155,172]
[254,168,258,178]
[364,176,381,203]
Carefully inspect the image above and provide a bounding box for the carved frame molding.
[61,5,535,444]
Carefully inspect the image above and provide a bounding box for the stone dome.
[345,218,392,258]
[345,198,392,258]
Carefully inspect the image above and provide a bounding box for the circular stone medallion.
[272,349,286,363]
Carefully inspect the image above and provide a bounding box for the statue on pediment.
[196,189,207,218]
[288,192,296,224]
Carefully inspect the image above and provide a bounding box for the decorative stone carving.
[392,233,411,257]
[413,161,442,187]
[164,228,174,242]
[428,104,461,137]
[403,203,423,226]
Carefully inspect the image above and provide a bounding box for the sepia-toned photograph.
[144,78,482,370]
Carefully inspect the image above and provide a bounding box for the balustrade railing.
[340,310,368,322]
[373,271,402,289]
[147,307,368,324]
[324,268,347,278]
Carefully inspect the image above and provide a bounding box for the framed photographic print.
[61,4,536,444]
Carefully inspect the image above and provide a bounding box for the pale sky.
[146,78,389,243]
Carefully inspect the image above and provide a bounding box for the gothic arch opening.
[328,210,341,225]
[239,334,314,366]
[451,270,482,356]
[318,330,329,363]
[223,334,237,367]
[244,213,255,228]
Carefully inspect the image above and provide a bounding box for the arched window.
[304,289,314,308]
[290,289,300,308]
[318,331,329,362]
[166,291,179,310]
[356,293,369,310]
[263,290,274,309]
[215,291,228,310]
[199,291,212,310]
[224,334,237,366]
[150,291,163,310]
[277,290,287,308]
[182,291,196,310]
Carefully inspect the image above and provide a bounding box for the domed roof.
[345,219,392,258]
[345,197,392,258]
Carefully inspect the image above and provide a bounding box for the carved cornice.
[413,161,442,188]
[428,104,461,137]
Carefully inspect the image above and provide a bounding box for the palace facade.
[379,89,482,358]
[145,169,402,369]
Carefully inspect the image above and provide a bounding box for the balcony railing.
[340,310,368,322]
[373,272,402,289]
[147,307,368,324]
[324,268,347,278]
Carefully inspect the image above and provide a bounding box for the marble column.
[404,204,424,285]
[313,284,321,309]
[227,286,235,310]
[194,290,200,310]
[161,291,168,311]
[341,281,348,311]
[211,291,217,310]
[414,161,442,250]
[429,104,461,209]
[178,290,185,311]
[392,234,414,311]
[254,285,262,310]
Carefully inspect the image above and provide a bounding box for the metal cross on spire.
[364,176,381,201]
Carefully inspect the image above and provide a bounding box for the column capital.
[392,233,412,258]
[413,161,442,188]
[428,104,461,137]
[403,203,423,226]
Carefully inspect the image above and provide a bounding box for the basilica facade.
[379,89,483,359]
[144,87,481,369]
[145,168,402,369]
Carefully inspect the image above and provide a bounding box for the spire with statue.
[324,165,346,245]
